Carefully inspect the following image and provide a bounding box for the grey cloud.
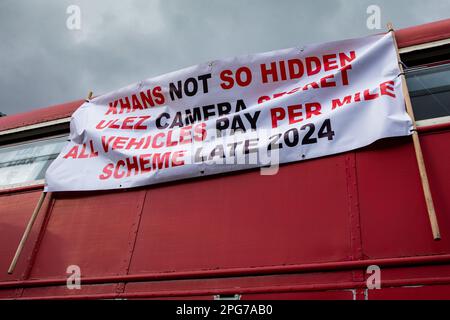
[0,0,449,115]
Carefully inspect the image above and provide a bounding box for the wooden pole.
[7,90,94,274]
[8,192,47,274]
[387,23,441,240]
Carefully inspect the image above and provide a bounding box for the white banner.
[45,32,412,192]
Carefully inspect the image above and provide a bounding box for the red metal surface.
[14,277,450,300]
[0,183,45,196]
[2,253,450,290]
[1,19,450,299]
[0,190,52,282]
[129,155,351,274]
[396,18,450,49]
[417,123,450,134]
[1,130,449,299]
[357,134,450,259]
[28,190,146,279]
[0,99,83,132]
[368,285,450,300]
[20,283,118,300]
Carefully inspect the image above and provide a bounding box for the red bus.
[1,19,450,300]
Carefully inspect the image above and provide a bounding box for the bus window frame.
[402,47,450,129]
[0,133,69,191]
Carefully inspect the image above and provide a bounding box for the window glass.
[406,63,450,121]
[0,136,68,188]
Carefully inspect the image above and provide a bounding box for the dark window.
[406,62,450,122]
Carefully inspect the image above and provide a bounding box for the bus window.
[406,62,450,123]
[0,135,68,188]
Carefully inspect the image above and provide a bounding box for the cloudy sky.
[0,0,449,115]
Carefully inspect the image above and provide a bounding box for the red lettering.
[305,56,321,76]
[303,82,320,90]
[126,137,145,150]
[305,103,322,119]
[153,153,170,170]
[134,116,150,130]
[288,105,303,125]
[112,137,128,150]
[139,154,152,173]
[101,136,115,152]
[220,70,234,89]
[260,62,278,83]
[131,94,143,110]
[339,51,356,66]
[96,119,113,130]
[140,89,155,108]
[126,156,140,177]
[63,146,79,159]
[364,89,379,100]
[340,65,352,85]
[273,92,286,99]
[323,54,338,71]
[89,140,98,157]
[332,96,352,109]
[166,130,178,147]
[380,80,396,98]
[119,97,131,114]
[172,150,186,167]
[279,60,287,81]
[236,67,252,87]
[320,74,336,87]
[258,96,271,104]
[122,117,136,130]
[105,101,118,115]
[79,144,89,159]
[288,59,304,79]
[194,123,206,142]
[109,119,121,129]
[152,133,165,148]
[114,160,126,179]
[180,126,193,144]
[99,163,114,180]
[287,86,301,94]
[152,86,165,105]
[270,108,285,128]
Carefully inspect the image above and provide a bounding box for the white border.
[0,134,69,191]
[416,115,450,128]
[401,37,450,127]
[399,38,450,54]
[0,179,45,191]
